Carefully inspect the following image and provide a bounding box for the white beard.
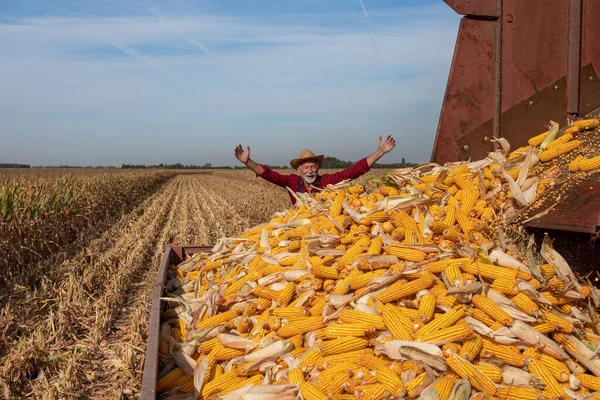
[301,173,317,184]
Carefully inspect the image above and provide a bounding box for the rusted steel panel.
[455,64,600,161]
[582,0,600,81]
[432,17,496,164]
[525,177,600,235]
[443,0,498,16]
[141,244,213,399]
[141,245,173,400]
[500,0,569,111]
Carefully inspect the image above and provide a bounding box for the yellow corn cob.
[380,304,414,341]
[540,291,577,305]
[442,342,461,357]
[459,334,482,362]
[444,264,463,287]
[379,185,399,196]
[569,155,584,172]
[445,353,497,395]
[362,211,389,224]
[375,366,406,397]
[308,296,327,316]
[330,190,345,217]
[367,236,383,255]
[538,140,581,162]
[564,118,599,134]
[277,282,296,306]
[202,370,241,397]
[288,334,304,350]
[272,307,310,319]
[539,352,570,382]
[287,240,302,252]
[434,374,460,400]
[321,323,374,339]
[417,293,436,323]
[157,367,186,391]
[419,323,473,345]
[224,270,262,297]
[254,297,272,311]
[333,268,362,295]
[472,295,513,326]
[196,309,241,329]
[580,155,600,172]
[528,130,549,146]
[252,284,280,301]
[546,132,574,149]
[496,386,540,400]
[575,373,600,391]
[300,346,323,367]
[321,337,369,357]
[406,372,427,397]
[383,245,427,262]
[532,321,556,334]
[491,278,519,296]
[481,338,524,367]
[358,353,387,370]
[377,273,435,303]
[527,351,566,399]
[541,309,574,334]
[473,364,502,383]
[348,185,364,194]
[339,309,386,330]
[322,349,374,366]
[416,306,466,339]
[421,258,471,274]
[461,261,518,281]
[349,269,385,290]
[214,346,245,361]
[337,236,371,268]
[278,316,324,337]
[266,315,281,331]
[309,256,340,279]
[510,292,539,316]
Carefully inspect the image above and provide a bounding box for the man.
[234,135,396,205]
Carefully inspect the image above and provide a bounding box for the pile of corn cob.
[157,118,600,400]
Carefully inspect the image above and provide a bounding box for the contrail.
[109,41,164,73]
[357,0,382,64]
[148,5,212,56]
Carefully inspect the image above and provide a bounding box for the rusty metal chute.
[432,0,600,270]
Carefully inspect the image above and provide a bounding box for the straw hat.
[290,149,325,169]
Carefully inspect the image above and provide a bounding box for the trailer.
[142,0,600,396]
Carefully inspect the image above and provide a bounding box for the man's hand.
[234,144,250,165]
[378,135,396,154]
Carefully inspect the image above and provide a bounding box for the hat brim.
[290,155,324,169]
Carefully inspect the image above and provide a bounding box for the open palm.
[234,144,250,164]
[379,135,396,153]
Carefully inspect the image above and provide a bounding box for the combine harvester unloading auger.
[142,0,600,398]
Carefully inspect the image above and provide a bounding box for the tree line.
[121,156,417,170]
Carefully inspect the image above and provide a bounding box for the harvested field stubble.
[157,119,600,399]
[0,172,293,398]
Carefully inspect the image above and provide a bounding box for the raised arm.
[366,135,396,167]
[234,144,265,175]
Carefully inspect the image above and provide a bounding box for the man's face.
[297,161,319,184]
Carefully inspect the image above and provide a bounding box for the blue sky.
[0,0,460,167]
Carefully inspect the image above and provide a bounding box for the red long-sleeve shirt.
[257,158,370,205]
